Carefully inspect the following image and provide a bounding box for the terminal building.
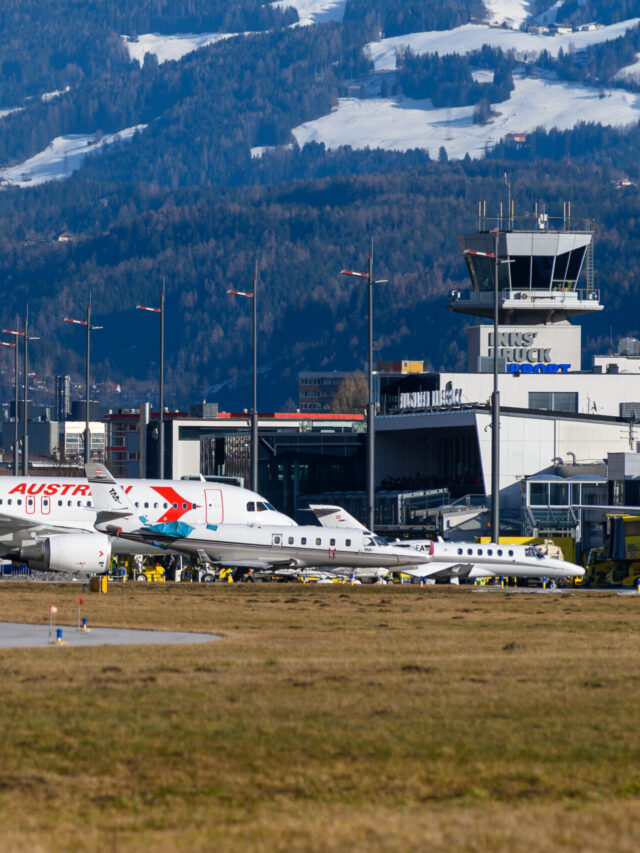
[98,206,640,547]
[372,209,640,538]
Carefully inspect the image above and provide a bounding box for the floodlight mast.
[2,323,22,475]
[227,259,259,493]
[341,241,388,532]
[464,234,504,544]
[64,294,103,463]
[137,283,165,478]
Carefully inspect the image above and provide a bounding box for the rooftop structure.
[451,210,601,324]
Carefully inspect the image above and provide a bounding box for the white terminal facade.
[375,210,640,513]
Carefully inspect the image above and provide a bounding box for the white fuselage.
[398,540,584,580]
[0,476,295,558]
[103,522,429,571]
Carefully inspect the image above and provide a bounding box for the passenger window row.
[457,547,514,557]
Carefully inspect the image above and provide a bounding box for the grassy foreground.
[0,583,639,852]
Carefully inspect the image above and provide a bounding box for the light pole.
[64,295,103,463]
[228,260,259,493]
[2,324,21,475]
[5,312,39,475]
[341,243,388,532]
[137,284,165,478]
[464,230,508,544]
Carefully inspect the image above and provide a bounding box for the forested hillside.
[0,1,639,413]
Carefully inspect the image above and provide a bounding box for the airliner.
[0,473,294,573]
[87,464,429,575]
[309,504,584,581]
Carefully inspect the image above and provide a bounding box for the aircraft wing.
[400,562,478,579]
[0,510,88,535]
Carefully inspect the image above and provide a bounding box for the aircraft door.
[205,489,223,524]
[271,533,283,546]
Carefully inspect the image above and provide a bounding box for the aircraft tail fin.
[85,463,141,534]
[308,504,368,530]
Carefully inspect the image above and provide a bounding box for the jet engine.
[19,533,111,573]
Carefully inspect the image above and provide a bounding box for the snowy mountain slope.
[484,0,533,29]
[0,125,146,187]
[271,0,346,27]
[122,32,240,65]
[291,75,640,159]
[367,18,640,71]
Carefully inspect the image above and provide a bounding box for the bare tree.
[331,370,368,414]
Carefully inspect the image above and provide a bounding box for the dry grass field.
[0,582,639,852]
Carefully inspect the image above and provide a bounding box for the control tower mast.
[450,204,602,373]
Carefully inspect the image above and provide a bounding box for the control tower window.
[509,256,531,290]
[465,254,510,292]
[532,255,554,289]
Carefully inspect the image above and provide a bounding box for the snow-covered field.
[484,0,533,30]
[615,53,640,82]
[0,125,146,187]
[271,0,346,27]
[122,32,239,65]
[367,19,640,71]
[291,76,640,160]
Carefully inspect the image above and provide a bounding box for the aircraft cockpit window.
[525,546,545,559]
[247,502,255,512]
[364,537,375,546]
[256,502,268,511]
[374,536,388,547]
[265,502,276,511]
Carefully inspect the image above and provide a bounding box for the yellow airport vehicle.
[137,564,166,583]
[584,514,640,587]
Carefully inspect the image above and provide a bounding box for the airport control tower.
[449,207,602,373]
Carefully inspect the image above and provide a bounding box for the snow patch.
[471,69,495,83]
[271,0,346,27]
[0,125,146,188]
[41,86,71,102]
[484,0,532,30]
[0,106,22,120]
[291,76,640,160]
[366,19,640,71]
[615,53,640,82]
[122,32,240,65]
